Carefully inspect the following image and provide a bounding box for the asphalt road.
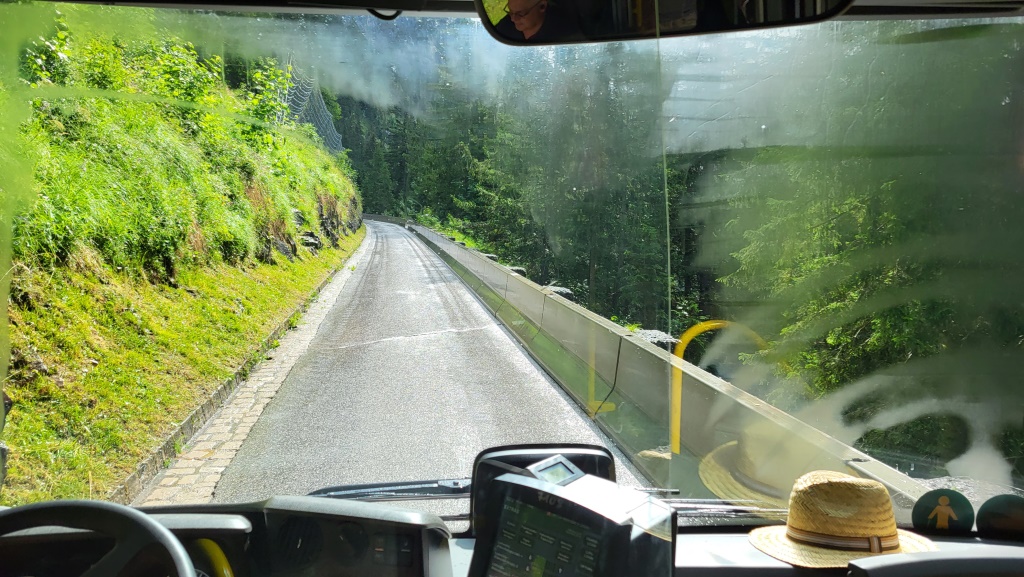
[214,221,641,504]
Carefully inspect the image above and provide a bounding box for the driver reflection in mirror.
[494,0,582,41]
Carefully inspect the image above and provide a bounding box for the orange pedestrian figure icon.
[928,495,959,529]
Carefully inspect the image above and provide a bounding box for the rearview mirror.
[476,0,853,44]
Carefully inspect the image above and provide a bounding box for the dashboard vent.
[274,516,324,569]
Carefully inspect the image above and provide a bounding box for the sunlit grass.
[0,8,369,504]
[2,228,365,505]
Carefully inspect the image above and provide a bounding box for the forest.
[333,19,1024,485]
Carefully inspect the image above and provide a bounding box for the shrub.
[11,12,359,282]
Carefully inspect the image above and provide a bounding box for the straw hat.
[749,471,936,568]
[699,419,848,509]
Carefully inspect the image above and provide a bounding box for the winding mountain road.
[210,221,640,504]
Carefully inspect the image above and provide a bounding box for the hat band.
[786,526,900,553]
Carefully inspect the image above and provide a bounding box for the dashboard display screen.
[486,496,602,577]
[536,462,576,484]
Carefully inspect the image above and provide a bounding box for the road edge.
[107,225,368,505]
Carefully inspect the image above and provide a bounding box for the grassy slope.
[4,230,364,505]
[1,8,365,505]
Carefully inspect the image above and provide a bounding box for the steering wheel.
[0,499,196,577]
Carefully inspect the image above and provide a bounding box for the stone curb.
[107,224,364,505]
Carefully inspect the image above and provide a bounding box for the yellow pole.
[670,320,766,454]
[196,538,235,577]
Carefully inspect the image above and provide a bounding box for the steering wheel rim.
[0,499,196,577]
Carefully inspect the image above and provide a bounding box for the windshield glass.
[1,2,1023,528]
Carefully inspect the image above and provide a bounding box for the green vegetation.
[5,230,363,504]
[339,23,1024,482]
[414,210,484,250]
[340,47,668,329]
[1,6,363,505]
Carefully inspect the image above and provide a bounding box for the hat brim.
[748,525,938,568]
[698,441,790,510]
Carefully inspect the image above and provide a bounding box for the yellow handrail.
[670,320,766,454]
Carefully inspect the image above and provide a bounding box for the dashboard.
[2,446,1024,577]
[0,496,451,577]
[4,497,1024,577]
[4,495,1024,577]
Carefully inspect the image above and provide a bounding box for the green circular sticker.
[977,494,1024,541]
[912,488,975,535]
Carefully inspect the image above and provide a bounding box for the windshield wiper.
[665,498,787,521]
[310,483,785,527]
[308,478,472,501]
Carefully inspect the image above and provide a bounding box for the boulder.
[631,329,680,352]
[300,231,323,250]
[316,196,342,247]
[545,285,575,301]
[273,238,295,262]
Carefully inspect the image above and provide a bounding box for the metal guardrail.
[363,215,929,517]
